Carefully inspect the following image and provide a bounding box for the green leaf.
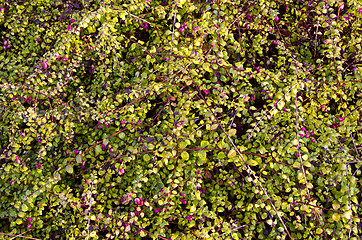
[95,145,102,154]
[188,220,195,228]
[143,154,151,161]
[21,204,28,212]
[181,152,189,160]
[198,151,207,163]
[217,152,226,159]
[200,141,209,148]
[293,162,301,168]
[180,141,188,149]
[202,63,210,72]
[119,132,125,139]
[190,205,196,213]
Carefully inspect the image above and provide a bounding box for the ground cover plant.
[0,0,362,239]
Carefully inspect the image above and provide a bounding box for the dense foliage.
[1,0,362,239]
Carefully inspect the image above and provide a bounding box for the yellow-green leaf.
[188,220,195,228]
[332,213,340,221]
[342,211,352,220]
[293,162,301,168]
[303,161,311,167]
[217,152,226,159]
[21,204,28,212]
[202,63,210,71]
[65,165,73,174]
[201,141,209,148]
[277,100,285,110]
[301,147,308,152]
[228,129,237,136]
[248,159,258,166]
[297,172,304,181]
[181,152,189,160]
[190,205,196,213]
[143,154,150,161]
[228,150,236,158]
[76,155,82,163]
[180,141,187,149]
[211,124,218,130]
[198,151,207,161]
[95,145,102,154]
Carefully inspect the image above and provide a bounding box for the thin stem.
[1,232,40,240]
